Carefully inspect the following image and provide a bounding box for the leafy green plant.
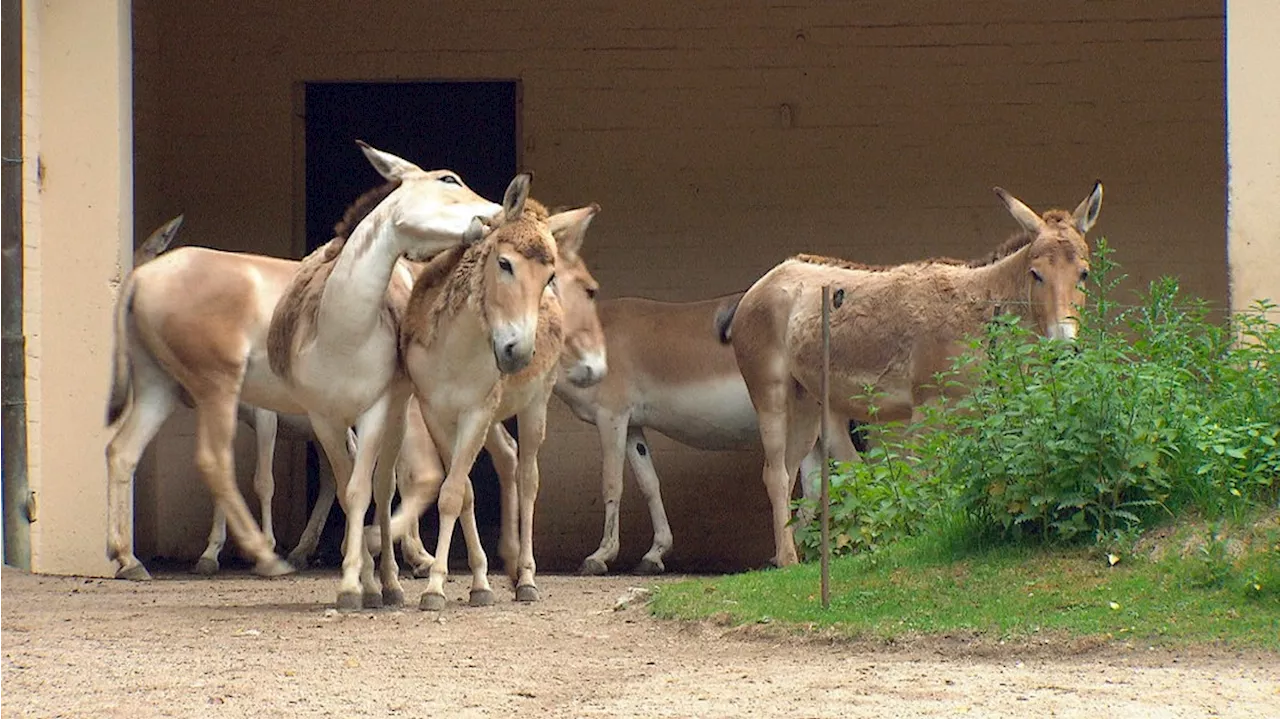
[790,238,1280,557]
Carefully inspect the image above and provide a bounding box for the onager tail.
[107,215,185,425]
[714,293,743,344]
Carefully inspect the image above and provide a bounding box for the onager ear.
[463,216,489,246]
[134,214,185,266]
[993,186,1044,236]
[1072,181,1104,235]
[356,140,422,180]
[547,203,600,260]
[502,172,532,219]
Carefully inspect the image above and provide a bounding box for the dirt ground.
[2,567,1277,718]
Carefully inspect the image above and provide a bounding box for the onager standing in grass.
[554,293,862,576]
[399,186,592,609]
[266,156,512,611]
[718,183,1103,567]
[104,142,499,588]
[362,203,604,590]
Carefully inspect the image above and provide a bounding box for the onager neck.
[962,244,1035,325]
[316,204,406,348]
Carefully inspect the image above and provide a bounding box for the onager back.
[719,183,1103,567]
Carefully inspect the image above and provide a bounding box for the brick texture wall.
[131,1,1226,571]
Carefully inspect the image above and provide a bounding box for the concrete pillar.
[1227,1,1280,311]
[23,0,132,575]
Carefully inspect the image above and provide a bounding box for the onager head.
[547,204,606,387]
[993,182,1103,341]
[471,174,558,374]
[357,140,502,260]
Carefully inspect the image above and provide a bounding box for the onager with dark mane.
[104,142,500,588]
[363,203,604,586]
[398,183,595,609]
[554,293,861,576]
[266,163,516,611]
[718,183,1103,567]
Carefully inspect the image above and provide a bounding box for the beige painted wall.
[127,1,1228,571]
[21,0,132,576]
[1227,1,1280,311]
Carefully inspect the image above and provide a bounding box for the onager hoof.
[515,584,540,603]
[411,562,434,579]
[192,557,220,576]
[336,591,363,612]
[253,557,296,578]
[419,592,448,612]
[285,548,312,569]
[382,586,405,607]
[362,591,384,610]
[633,557,665,576]
[579,557,609,576]
[115,564,152,582]
[469,588,496,607]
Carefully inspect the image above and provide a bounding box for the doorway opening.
[300,80,519,568]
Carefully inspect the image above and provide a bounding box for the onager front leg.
[420,403,494,611]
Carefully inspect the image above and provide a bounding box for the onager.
[554,293,863,575]
[104,142,499,585]
[718,183,1103,567]
[266,159,512,610]
[399,184,590,609]
[364,203,604,587]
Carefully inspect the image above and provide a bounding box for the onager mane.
[791,207,1082,274]
[267,179,405,381]
[402,199,553,353]
[965,209,1077,267]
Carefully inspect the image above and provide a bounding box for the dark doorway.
[300,80,519,568]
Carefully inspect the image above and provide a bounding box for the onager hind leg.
[579,411,629,575]
[751,379,822,567]
[195,408,279,575]
[369,396,408,608]
[488,422,521,583]
[365,402,444,578]
[625,427,674,575]
[192,395,293,578]
[311,412,382,611]
[509,396,551,602]
[105,365,179,580]
[285,436,346,569]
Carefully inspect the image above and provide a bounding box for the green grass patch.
[650,518,1280,650]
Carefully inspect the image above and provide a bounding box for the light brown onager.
[104,143,500,590]
[554,293,862,575]
[363,203,604,588]
[718,183,1103,567]
[398,183,590,609]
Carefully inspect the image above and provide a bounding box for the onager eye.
[1079,268,1090,283]
[546,272,557,289]
[439,175,461,186]
[498,257,513,274]
[1030,268,1044,283]
[586,286,598,300]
